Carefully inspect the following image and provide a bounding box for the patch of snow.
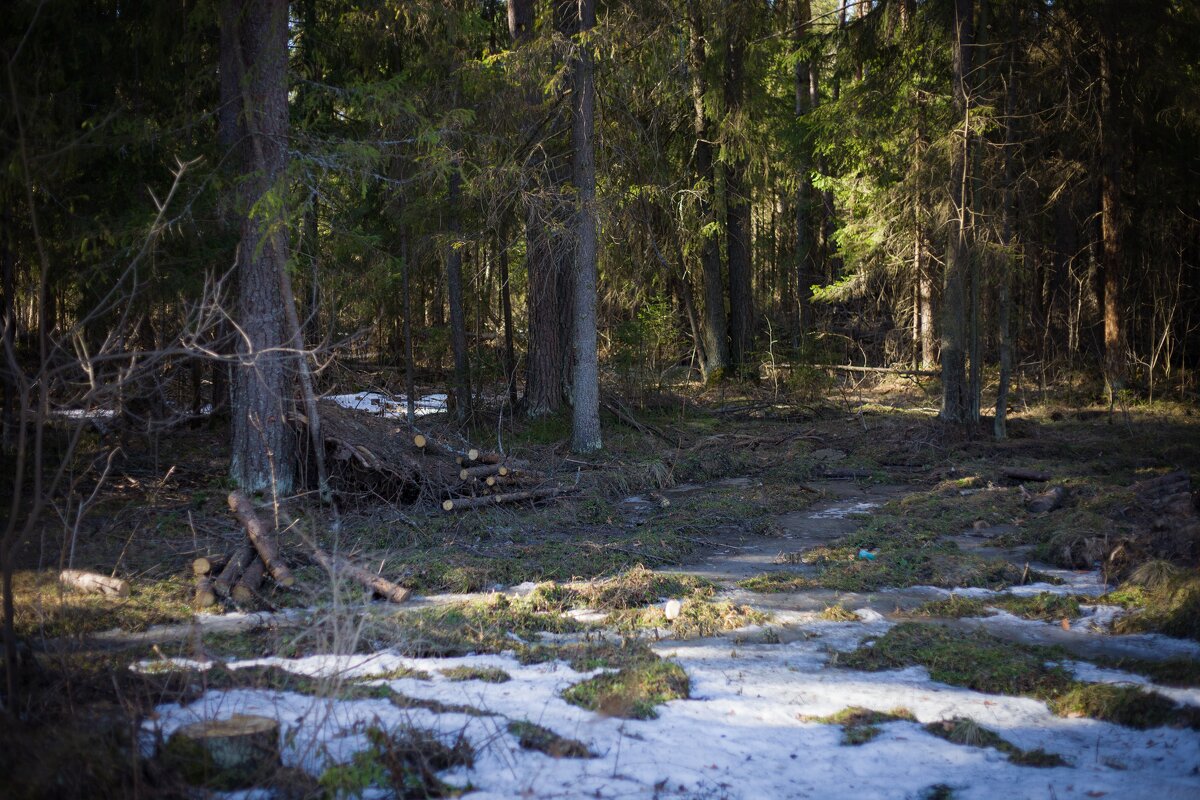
[143,632,1200,799]
[53,407,117,420]
[807,501,880,519]
[327,391,448,419]
[972,610,1200,661]
[919,568,1110,601]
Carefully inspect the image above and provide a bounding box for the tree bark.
[1099,28,1125,410]
[570,0,601,453]
[941,0,974,425]
[724,6,753,370]
[686,0,730,381]
[227,0,295,495]
[498,227,518,408]
[793,0,814,341]
[446,166,471,422]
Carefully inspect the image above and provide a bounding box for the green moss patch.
[388,595,583,658]
[991,592,1083,621]
[839,623,1074,697]
[1047,684,1199,729]
[609,598,767,638]
[1109,575,1200,642]
[562,660,689,720]
[526,566,715,613]
[520,639,660,672]
[736,572,813,593]
[906,595,994,619]
[841,623,1198,729]
[819,604,859,622]
[800,706,915,745]
[924,717,1069,768]
[318,725,473,799]
[439,666,511,683]
[507,721,594,758]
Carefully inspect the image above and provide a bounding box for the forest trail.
[133,474,1200,799]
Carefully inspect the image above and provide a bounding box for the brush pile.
[295,400,559,511]
[1108,471,1200,574]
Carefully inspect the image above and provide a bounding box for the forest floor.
[5,375,1200,799]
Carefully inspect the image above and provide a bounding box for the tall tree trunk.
[0,209,15,451]
[1099,27,1125,411]
[686,0,729,380]
[228,0,295,495]
[995,14,1018,440]
[445,167,471,422]
[793,0,814,341]
[725,11,753,371]
[511,0,571,416]
[498,227,517,409]
[570,0,601,452]
[401,226,417,424]
[941,0,974,424]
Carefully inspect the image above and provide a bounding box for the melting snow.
[807,501,880,519]
[327,391,448,419]
[142,617,1200,799]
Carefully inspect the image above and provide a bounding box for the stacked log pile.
[295,400,560,510]
[190,491,413,609]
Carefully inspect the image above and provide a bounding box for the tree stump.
[163,714,281,788]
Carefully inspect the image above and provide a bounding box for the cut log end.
[413,434,427,449]
[193,555,229,576]
[193,576,217,609]
[442,499,455,512]
[163,714,280,788]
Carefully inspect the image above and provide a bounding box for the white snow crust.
[142,617,1200,799]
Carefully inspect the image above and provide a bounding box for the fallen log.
[227,492,295,588]
[213,544,256,598]
[310,547,410,603]
[1028,485,1067,514]
[192,554,229,576]
[231,558,266,604]
[1002,468,1051,483]
[460,464,508,481]
[413,433,459,459]
[193,575,217,609]
[59,569,130,598]
[811,363,939,377]
[442,487,562,512]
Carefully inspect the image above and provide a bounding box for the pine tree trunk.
[793,0,814,341]
[1099,32,1125,410]
[446,167,471,422]
[570,0,601,453]
[941,0,974,425]
[725,14,753,370]
[498,227,518,409]
[686,0,729,381]
[228,0,295,495]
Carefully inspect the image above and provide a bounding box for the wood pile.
[190,490,414,609]
[293,399,560,512]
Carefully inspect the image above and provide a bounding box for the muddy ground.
[4,378,1200,799]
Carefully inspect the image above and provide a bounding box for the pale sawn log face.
[163,714,281,788]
